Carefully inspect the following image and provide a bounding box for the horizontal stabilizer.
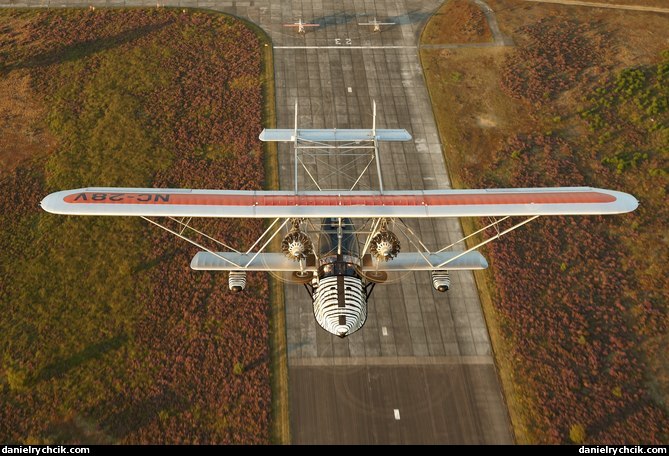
[191,252,317,271]
[259,128,412,142]
[362,252,488,271]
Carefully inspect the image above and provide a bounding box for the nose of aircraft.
[336,327,349,338]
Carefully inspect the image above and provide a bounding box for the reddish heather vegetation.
[468,133,668,442]
[424,9,668,444]
[500,19,606,105]
[0,10,271,443]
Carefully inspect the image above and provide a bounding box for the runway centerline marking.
[394,409,401,420]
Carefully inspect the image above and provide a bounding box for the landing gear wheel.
[291,271,313,284]
[357,268,388,283]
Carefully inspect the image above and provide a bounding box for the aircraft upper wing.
[259,128,412,142]
[41,187,638,218]
[190,251,488,271]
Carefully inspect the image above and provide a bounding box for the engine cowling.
[281,218,313,260]
[431,270,450,292]
[369,229,400,261]
[228,271,246,292]
[281,230,313,260]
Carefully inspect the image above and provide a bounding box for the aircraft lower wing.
[191,252,317,271]
[361,252,488,270]
[41,187,639,218]
[190,251,487,271]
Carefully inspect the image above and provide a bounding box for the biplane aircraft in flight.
[41,102,638,338]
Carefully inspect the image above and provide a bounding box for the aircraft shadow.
[101,389,189,440]
[310,12,358,29]
[33,333,128,384]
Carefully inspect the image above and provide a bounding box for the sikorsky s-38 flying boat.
[41,102,638,338]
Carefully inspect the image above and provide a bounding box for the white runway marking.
[274,45,417,50]
[382,326,388,336]
[348,87,353,93]
[394,409,401,420]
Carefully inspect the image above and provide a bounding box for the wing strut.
[372,100,384,193]
[436,215,540,268]
[141,216,294,270]
[243,218,291,268]
[141,216,242,268]
[436,216,510,254]
[360,217,383,258]
[244,217,281,255]
[294,99,299,193]
[168,216,241,254]
[393,220,433,266]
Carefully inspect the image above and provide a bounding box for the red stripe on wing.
[63,191,616,206]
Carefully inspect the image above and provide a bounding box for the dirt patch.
[420,46,532,178]
[0,70,56,172]
[422,0,493,44]
[477,115,499,127]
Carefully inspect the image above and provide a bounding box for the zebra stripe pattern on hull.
[312,275,367,337]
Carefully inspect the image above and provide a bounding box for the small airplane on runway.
[358,17,396,32]
[283,18,320,34]
[41,102,638,338]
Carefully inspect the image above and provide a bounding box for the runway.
[0,0,514,444]
[289,361,510,444]
[267,1,512,444]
